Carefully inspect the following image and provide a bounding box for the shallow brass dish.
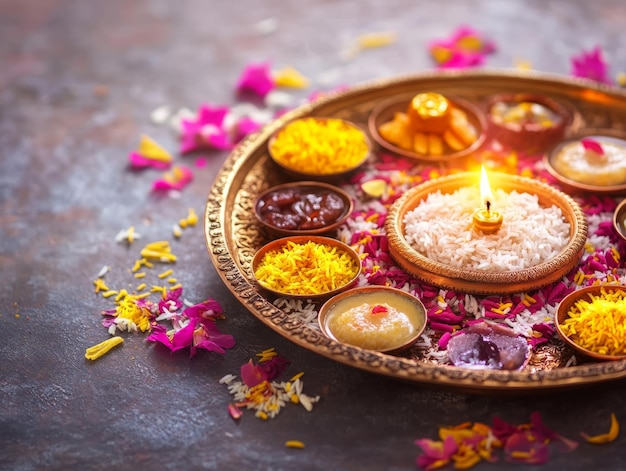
[206,70,626,392]
[613,198,626,242]
[544,131,626,195]
[485,93,573,154]
[555,285,626,361]
[368,95,486,163]
[251,235,361,300]
[253,181,354,237]
[318,286,427,354]
[268,117,371,182]
[385,172,588,295]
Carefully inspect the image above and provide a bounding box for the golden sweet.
[378,93,478,156]
[407,92,451,133]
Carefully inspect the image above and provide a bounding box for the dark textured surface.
[2,1,626,470]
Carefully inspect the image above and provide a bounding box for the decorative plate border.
[205,70,626,392]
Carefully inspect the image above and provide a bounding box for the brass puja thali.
[205,70,626,392]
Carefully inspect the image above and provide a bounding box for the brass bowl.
[318,286,427,354]
[251,235,362,300]
[544,131,626,195]
[555,285,626,361]
[268,117,371,183]
[367,94,486,163]
[253,181,354,237]
[485,93,573,154]
[385,172,588,295]
[613,198,626,242]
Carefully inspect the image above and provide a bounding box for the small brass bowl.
[544,131,626,195]
[268,117,371,183]
[385,172,588,295]
[318,286,427,354]
[485,93,573,154]
[555,285,626,361]
[254,181,353,238]
[251,235,362,300]
[368,94,486,163]
[613,198,626,242]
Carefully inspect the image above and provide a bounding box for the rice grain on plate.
[402,187,570,272]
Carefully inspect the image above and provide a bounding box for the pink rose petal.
[236,62,275,97]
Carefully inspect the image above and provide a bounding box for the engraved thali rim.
[205,69,626,393]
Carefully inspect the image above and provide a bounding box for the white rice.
[402,187,570,272]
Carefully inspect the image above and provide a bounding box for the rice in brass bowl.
[544,131,626,195]
[385,172,588,295]
[485,93,573,154]
[251,235,362,300]
[254,181,353,238]
[555,285,626,361]
[367,94,486,163]
[268,117,371,183]
[318,286,427,354]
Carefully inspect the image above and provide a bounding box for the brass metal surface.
[205,70,626,391]
[544,131,626,195]
[555,285,626,361]
[385,172,587,295]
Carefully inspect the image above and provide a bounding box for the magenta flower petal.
[152,165,194,192]
[571,46,613,84]
[234,116,262,143]
[180,104,233,153]
[504,431,550,464]
[241,359,268,387]
[428,25,495,68]
[256,355,290,381]
[236,62,275,97]
[415,435,457,468]
[146,328,175,352]
[437,50,486,69]
[128,152,171,170]
[183,298,224,320]
[530,411,579,452]
[195,334,235,355]
[170,322,195,351]
[581,138,604,155]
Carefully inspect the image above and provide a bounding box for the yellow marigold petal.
[285,440,305,449]
[357,31,397,49]
[514,58,533,70]
[273,66,310,89]
[186,208,198,226]
[85,337,124,360]
[361,179,387,198]
[138,134,173,163]
[93,278,109,293]
[583,413,619,444]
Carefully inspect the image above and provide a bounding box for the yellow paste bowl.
[268,117,371,183]
[555,285,626,361]
[318,286,427,354]
[368,94,486,164]
[544,131,626,195]
[253,181,353,238]
[251,235,362,300]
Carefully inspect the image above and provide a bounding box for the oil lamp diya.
[472,166,503,234]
